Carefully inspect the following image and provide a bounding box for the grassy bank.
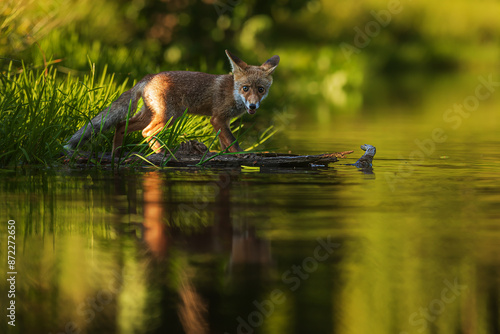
[0,62,273,168]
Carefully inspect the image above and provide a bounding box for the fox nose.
[249,104,257,110]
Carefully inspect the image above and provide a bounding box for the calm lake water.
[1,72,500,334]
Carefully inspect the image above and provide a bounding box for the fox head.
[226,50,280,115]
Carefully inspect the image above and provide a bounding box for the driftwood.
[351,144,376,169]
[64,140,354,168]
[344,144,377,175]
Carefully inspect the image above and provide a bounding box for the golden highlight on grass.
[0,62,126,166]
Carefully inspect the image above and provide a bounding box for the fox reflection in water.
[114,171,272,334]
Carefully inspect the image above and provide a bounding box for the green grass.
[0,61,128,166]
[0,62,275,168]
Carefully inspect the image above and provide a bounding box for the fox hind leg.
[140,79,186,153]
[141,111,183,153]
[141,101,183,154]
[112,106,176,154]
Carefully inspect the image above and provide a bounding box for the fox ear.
[261,55,280,76]
[225,50,248,74]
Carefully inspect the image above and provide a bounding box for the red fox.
[65,50,280,153]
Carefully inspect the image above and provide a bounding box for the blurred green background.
[3,0,499,109]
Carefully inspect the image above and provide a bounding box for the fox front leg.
[210,116,243,153]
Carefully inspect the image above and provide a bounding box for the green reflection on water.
[1,154,499,334]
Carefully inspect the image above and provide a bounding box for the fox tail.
[64,78,148,150]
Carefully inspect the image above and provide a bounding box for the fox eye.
[258,87,265,93]
[242,86,249,92]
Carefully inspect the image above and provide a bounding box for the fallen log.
[64,140,354,168]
